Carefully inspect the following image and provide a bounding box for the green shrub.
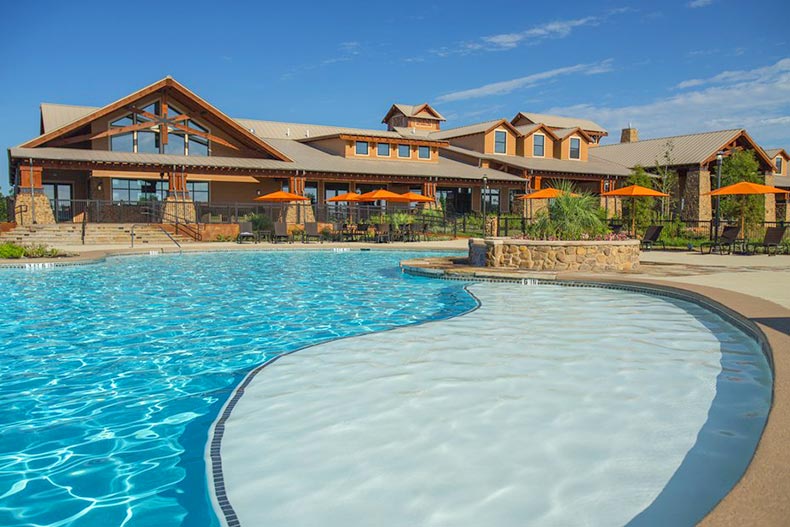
[214,234,234,242]
[245,213,273,233]
[531,182,608,240]
[0,243,24,259]
[23,245,60,258]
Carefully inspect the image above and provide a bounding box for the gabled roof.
[381,103,446,124]
[553,127,595,143]
[513,123,560,141]
[591,129,774,169]
[512,112,607,134]
[24,77,291,161]
[442,145,631,177]
[764,148,789,160]
[429,119,519,140]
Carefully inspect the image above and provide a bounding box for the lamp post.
[482,175,488,236]
[714,152,723,245]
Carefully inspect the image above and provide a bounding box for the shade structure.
[254,190,310,202]
[398,192,435,203]
[326,192,366,203]
[704,181,789,235]
[356,189,410,202]
[705,181,790,197]
[600,185,669,198]
[517,188,580,200]
[601,185,668,237]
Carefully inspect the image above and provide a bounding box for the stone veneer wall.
[13,193,56,225]
[469,238,640,272]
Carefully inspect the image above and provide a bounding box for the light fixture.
[97,182,103,191]
[256,189,262,196]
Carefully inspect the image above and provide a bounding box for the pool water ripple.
[0,251,474,526]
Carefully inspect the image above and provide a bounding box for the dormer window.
[494,130,507,154]
[418,146,430,159]
[569,137,581,160]
[377,143,390,157]
[776,157,783,174]
[355,141,369,155]
[533,134,545,157]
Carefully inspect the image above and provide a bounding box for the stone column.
[682,169,711,222]
[163,170,196,223]
[14,164,56,225]
[764,173,777,222]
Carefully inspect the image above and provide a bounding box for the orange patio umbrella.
[254,190,310,202]
[326,192,365,203]
[516,188,580,200]
[398,192,435,203]
[357,189,410,202]
[705,181,790,234]
[601,185,669,236]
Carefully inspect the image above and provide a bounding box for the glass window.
[164,131,186,155]
[355,141,369,155]
[188,181,209,203]
[111,115,134,127]
[377,143,390,157]
[494,130,507,154]
[533,134,545,157]
[398,144,411,158]
[569,137,581,159]
[483,187,500,213]
[137,130,160,153]
[304,181,318,204]
[776,157,783,174]
[418,146,430,159]
[110,133,134,152]
[188,136,209,156]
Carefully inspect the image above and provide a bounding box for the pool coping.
[401,261,790,526]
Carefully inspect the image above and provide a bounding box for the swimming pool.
[0,251,772,526]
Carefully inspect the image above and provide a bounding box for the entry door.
[43,183,73,222]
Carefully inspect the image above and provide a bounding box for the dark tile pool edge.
[205,283,482,527]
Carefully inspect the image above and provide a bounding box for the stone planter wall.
[469,237,640,272]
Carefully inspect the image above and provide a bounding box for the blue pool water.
[0,251,475,526]
[0,251,772,526]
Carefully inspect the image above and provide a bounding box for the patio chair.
[700,225,740,254]
[272,221,291,243]
[746,226,787,255]
[302,222,322,243]
[356,223,370,242]
[374,223,390,243]
[237,221,256,244]
[640,225,665,251]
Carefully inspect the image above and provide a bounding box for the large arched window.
[108,100,210,156]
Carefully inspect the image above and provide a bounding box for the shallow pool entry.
[218,282,771,527]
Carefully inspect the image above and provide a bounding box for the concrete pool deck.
[2,240,789,524]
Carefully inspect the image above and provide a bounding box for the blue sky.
[1,0,788,192]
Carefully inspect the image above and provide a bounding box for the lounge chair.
[640,225,665,250]
[302,222,322,243]
[272,222,291,243]
[237,221,256,244]
[746,226,787,255]
[356,223,370,242]
[700,225,740,254]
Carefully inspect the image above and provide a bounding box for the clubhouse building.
[7,77,788,226]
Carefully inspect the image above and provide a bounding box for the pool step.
[0,224,195,247]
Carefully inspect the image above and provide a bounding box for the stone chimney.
[620,125,639,143]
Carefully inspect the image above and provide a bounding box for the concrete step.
[0,223,195,246]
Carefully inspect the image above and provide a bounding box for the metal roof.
[40,103,97,133]
[391,103,446,121]
[590,129,742,168]
[442,146,631,177]
[765,148,789,159]
[429,120,502,140]
[513,112,607,133]
[774,175,790,188]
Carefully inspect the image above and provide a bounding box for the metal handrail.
[156,225,182,248]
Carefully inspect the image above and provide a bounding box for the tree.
[718,150,763,236]
[654,140,678,220]
[0,189,7,222]
[624,165,656,233]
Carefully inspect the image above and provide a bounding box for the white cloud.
[435,60,614,103]
[545,58,790,147]
[430,9,629,57]
[688,0,713,7]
